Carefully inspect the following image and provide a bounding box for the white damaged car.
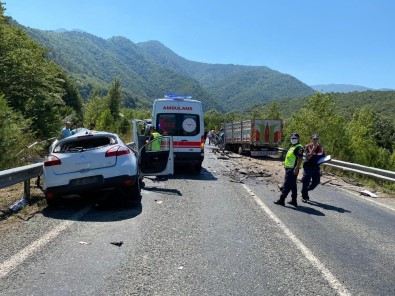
[42,128,173,206]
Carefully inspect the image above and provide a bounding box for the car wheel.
[123,179,141,205]
[46,197,60,207]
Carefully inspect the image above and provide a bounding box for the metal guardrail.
[0,163,43,201]
[278,148,395,183]
[0,158,394,204]
[323,159,395,182]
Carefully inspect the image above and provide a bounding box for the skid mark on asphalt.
[0,206,91,278]
[242,184,352,296]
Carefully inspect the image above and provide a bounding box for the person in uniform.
[301,134,325,202]
[147,126,161,151]
[274,132,304,207]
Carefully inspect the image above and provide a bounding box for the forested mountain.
[23,28,314,112]
[254,90,395,125]
[138,41,315,110]
[25,28,222,111]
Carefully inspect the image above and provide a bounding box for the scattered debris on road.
[110,241,123,247]
[79,241,91,245]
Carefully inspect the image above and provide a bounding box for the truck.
[223,119,282,156]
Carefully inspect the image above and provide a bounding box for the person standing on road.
[60,120,72,139]
[301,134,325,202]
[208,129,214,145]
[274,132,304,207]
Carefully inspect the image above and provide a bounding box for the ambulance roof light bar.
[164,94,192,99]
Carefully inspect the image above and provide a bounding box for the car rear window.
[53,136,117,153]
[156,113,200,136]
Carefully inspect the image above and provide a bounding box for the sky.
[3,0,395,89]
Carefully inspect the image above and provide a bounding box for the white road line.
[242,184,352,296]
[0,206,91,278]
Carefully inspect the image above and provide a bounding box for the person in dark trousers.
[274,132,304,207]
[301,134,325,202]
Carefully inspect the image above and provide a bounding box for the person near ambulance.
[208,129,214,145]
[146,126,161,151]
[301,133,325,202]
[60,120,72,139]
[274,132,304,207]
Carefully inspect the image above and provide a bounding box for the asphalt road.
[0,147,394,295]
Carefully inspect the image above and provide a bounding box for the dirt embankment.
[211,149,394,199]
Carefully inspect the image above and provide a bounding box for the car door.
[132,119,174,177]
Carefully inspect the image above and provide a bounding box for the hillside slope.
[139,41,315,110]
[23,27,314,112]
[255,90,395,125]
[25,29,223,111]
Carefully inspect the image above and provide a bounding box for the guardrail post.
[24,179,30,202]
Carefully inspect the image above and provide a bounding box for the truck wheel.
[238,146,243,155]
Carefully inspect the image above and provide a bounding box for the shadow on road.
[306,200,351,213]
[145,165,218,182]
[287,204,325,216]
[42,190,142,222]
[142,186,182,196]
[286,200,351,215]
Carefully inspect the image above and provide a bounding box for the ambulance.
[152,94,205,172]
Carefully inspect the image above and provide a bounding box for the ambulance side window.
[157,114,177,135]
[181,114,199,136]
[156,113,200,136]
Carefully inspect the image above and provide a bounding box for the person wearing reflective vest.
[274,132,304,207]
[301,133,325,202]
[147,126,161,151]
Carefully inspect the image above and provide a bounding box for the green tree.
[61,73,84,121]
[83,96,106,129]
[204,109,225,131]
[106,78,122,120]
[0,3,83,138]
[345,107,393,169]
[283,93,348,158]
[249,101,282,120]
[223,111,242,123]
[96,108,114,131]
[0,95,35,169]
[264,101,282,119]
[121,108,152,122]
